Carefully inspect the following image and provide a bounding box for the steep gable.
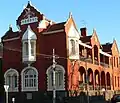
[101,43,112,54]
[16,1,43,31]
[1,26,20,41]
[65,13,79,38]
[112,39,119,55]
[91,29,101,47]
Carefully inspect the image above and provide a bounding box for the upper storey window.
[22,25,37,64]
[31,41,35,56]
[70,39,75,55]
[24,42,29,56]
[68,23,80,60]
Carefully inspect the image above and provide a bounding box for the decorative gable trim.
[91,29,100,46]
[112,39,119,54]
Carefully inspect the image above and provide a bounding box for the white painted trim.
[3,37,20,42]
[22,25,37,40]
[79,41,111,57]
[99,49,112,57]
[4,68,19,77]
[79,41,92,49]
[4,68,19,92]
[42,29,64,35]
[21,66,38,91]
[46,64,65,91]
[46,64,65,74]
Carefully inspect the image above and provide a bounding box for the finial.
[69,12,72,18]
[28,1,32,6]
[9,24,12,31]
[113,38,116,42]
[50,20,52,25]
[43,15,46,20]
[93,28,96,32]
[93,28,97,34]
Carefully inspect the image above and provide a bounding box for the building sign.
[21,8,38,25]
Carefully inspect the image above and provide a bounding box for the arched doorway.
[94,70,100,90]
[101,71,105,89]
[106,72,111,90]
[79,66,86,90]
[88,68,94,90]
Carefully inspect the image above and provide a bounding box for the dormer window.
[22,25,37,64]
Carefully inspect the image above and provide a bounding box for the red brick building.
[1,1,120,103]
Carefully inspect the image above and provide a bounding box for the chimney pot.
[80,27,87,37]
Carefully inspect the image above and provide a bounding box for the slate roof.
[43,22,66,33]
[2,28,20,40]
[101,43,112,54]
[80,35,92,44]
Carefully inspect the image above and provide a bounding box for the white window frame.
[46,65,65,91]
[70,39,76,55]
[22,25,37,63]
[21,66,38,91]
[22,40,36,62]
[4,68,19,92]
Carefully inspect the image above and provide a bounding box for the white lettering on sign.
[21,17,38,25]
[21,8,38,25]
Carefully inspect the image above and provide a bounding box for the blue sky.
[1,0,120,48]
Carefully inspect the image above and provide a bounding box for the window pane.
[12,75,17,88]
[31,42,35,56]
[24,69,37,87]
[24,42,28,55]
[7,76,11,87]
[70,39,75,54]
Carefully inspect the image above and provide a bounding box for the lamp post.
[52,48,56,103]
[4,85,9,103]
[85,60,89,103]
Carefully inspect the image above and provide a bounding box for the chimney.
[80,27,87,37]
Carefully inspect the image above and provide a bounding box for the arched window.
[70,39,75,55]
[21,67,38,91]
[46,65,65,91]
[4,69,19,92]
[24,69,36,87]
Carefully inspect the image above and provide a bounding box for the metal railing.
[80,56,93,63]
[94,60,99,65]
[100,62,110,68]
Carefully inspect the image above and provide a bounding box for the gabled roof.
[1,27,20,40]
[101,43,112,54]
[17,1,43,25]
[42,22,66,33]
[80,35,92,44]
